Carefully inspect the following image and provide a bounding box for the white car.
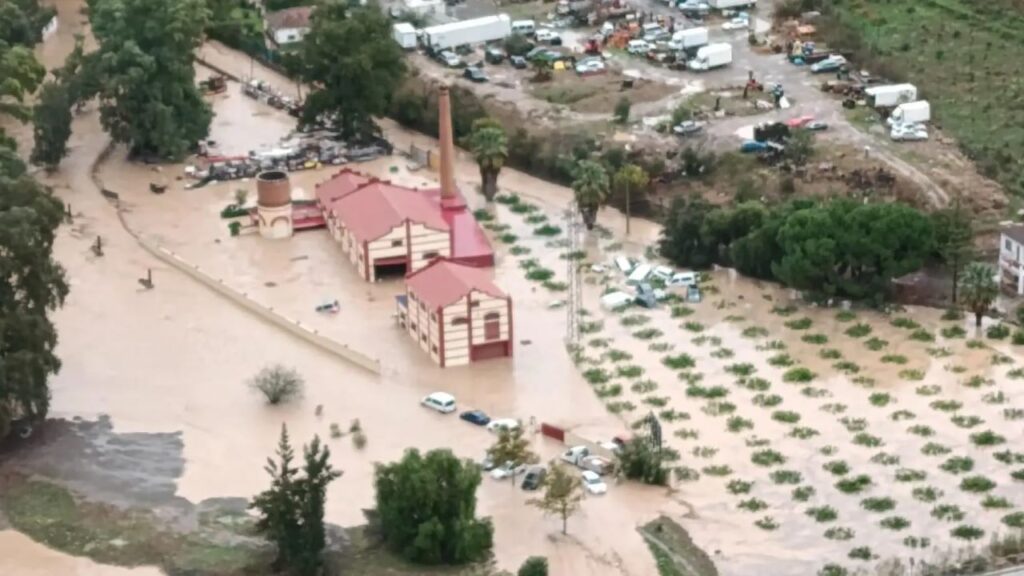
[667,271,698,286]
[575,58,606,75]
[891,123,928,142]
[421,391,457,413]
[535,28,560,44]
[582,470,608,495]
[487,418,521,433]
[490,462,527,480]
[438,51,463,68]
[722,17,749,30]
[627,40,651,55]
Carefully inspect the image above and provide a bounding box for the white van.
[421,391,456,413]
[627,39,651,55]
[511,19,536,36]
[614,256,633,274]
[652,266,674,282]
[627,263,652,285]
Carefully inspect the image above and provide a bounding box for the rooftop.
[1004,225,1024,245]
[406,258,507,308]
[330,183,449,242]
[315,169,373,206]
[266,6,314,32]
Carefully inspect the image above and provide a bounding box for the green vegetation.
[824,527,854,541]
[879,517,910,531]
[572,160,610,231]
[529,463,584,535]
[738,498,768,512]
[940,456,974,475]
[907,425,934,437]
[890,317,920,330]
[739,377,771,392]
[671,305,695,318]
[771,410,801,424]
[835,475,872,494]
[860,497,895,513]
[638,516,717,576]
[725,363,756,377]
[785,317,813,330]
[921,443,951,457]
[742,326,768,338]
[751,449,786,467]
[754,517,778,531]
[959,476,996,493]
[898,369,924,381]
[835,311,857,322]
[518,556,549,576]
[632,328,663,340]
[662,353,696,370]
[806,506,838,523]
[770,470,802,485]
[752,394,783,408]
[848,547,874,561]
[912,486,942,503]
[864,338,888,351]
[852,433,883,447]
[727,416,754,433]
[793,486,815,502]
[950,526,985,541]
[618,437,670,486]
[868,393,891,407]
[620,314,650,327]
[845,323,871,338]
[970,430,1006,446]
[727,480,753,495]
[982,495,1013,509]
[819,348,842,360]
[823,461,850,476]
[468,119,508,201]
[783,367,815,383]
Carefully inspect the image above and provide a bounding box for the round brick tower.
[256,170,293,239]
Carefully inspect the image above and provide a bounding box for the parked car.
[485,47,505,64]
[722,16,749,30]
[891,123,928,141]
[673,120,703,136]
[510,55,528,69]
[481,454,496,471]
[575,57,606,75]
[535,28,561,45]
[668,271,698,286]
[438,50,464,68]
[582,470,608,495]
[491,462,527,480]
[627,39,651,55]
[785,115,815,128]
[810,54,846,73]
[740,139,770,153]
[421,392,457,413]
[487,418,520,433]
[463,67,488,82]
[521,466,546,490]
[460,409,491,426]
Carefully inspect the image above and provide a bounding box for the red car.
[785,115,815,128]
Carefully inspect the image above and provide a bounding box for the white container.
[601,291,634,311]
[865,83,918,108]
[392,22,417,50]
[627,39,651,54]
[708,0,755,9]
[614,256,633,273]
[511,19,536,36]
[688,42,732,71]
[669,27,708,51]
[627,264,652,285]
[423,14,512,50]
[888,100,930,125]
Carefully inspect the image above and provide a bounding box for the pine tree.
[251,425,301,569]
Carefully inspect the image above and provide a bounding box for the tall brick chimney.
[437,85,465,210]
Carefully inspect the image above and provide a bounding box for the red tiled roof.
[422,188,495,266]
[266,6,314,32]
[330,183,448,242]
[406,258,507,308]
[315,169,373,206]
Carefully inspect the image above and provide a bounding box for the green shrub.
[995,451,1024,464]
[851,375,876,388]
[783,367,815,383]
[630,379,658,393]
[751,449,786,467]
[959,476,996,493]
[848,547,874,561]
[518,556,548,576]
[738,498,768,512]
[789,426,819,439]
[909,329,935,342]
[891,317,920,329]
[727,479,753,494]
[981,495,1013,509]
[806,506,838,523]
[752,393,783,408]
[840,417,867,432]
[907,425,934,437]
[686,385,728,399]
[861,497,895,513]
[962,375,993,388]
[940,456,974,474]
[700,401,736,417]
[845,323,872,338]
[533,224,562,236]
[772,304,797,316]
[819,348,842,360]
[792,486,815,502]
[681,321,704,333]
[616,364,644,378]
[983,391,1007,404]
[824,527,854,541]
[671,305,694,318]
[966,339,985,349]
[950,525,984,541]
[674,428,699,440]
[727,416,753,433]
[605,349,633,362]
[880,517,910,531]
[869,393,892,407]
[835,310,856,322]
[987,324,1011,339]
[823,460,849,476]
[931,504,965,522]
[647,342,672,353]
[951,414,984,428]
[583,368,610,384]
[673,466,700,482]
[821,403,847,414]
[498,232,519,244]
[738,377,771,391]
[835,475,872,494]
[756,340,786,351]
[754,516,778,531]
[509,245,531,256]
[864,338,888,351]
[785,317,812,330]
[525,267,554,281]
[770,469,802,485]
[881,354,908,364]
[941,325,966,339]
[726,362,756,376]
[799,386,829,398]
[871,452,900,466]
[771,410,801,424]
[658,409,688,422]
[927,346,953,357]
[916,384,941,396]
[912,486,942,503]
[921,443,951,456]
[890,410,915,421]
[930,399,962,412]
[641,395,668,407]
[1013,330,1024,345]
[852,433,883,447]
[619,314,650,327]
[596,384,623,398]
[632,328,663,340]
[605,400,636,413]
[710,347,734,359]
[524,213,547,224]
[1003,512,1024,528]
[898,369,924,381]
[970,430,1006,446]
[802,333,828,345]
[742,325,769,338]
[702,465,733,477]
[768,353,794,367]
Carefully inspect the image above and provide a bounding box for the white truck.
[708,0,756,9]
[392,22,417,50]
[422,14,512,51]
[864,83,918,108]
[668,26,708,51]
[561,446,615,475]
[688,42,732,71]
[888,100,931,125]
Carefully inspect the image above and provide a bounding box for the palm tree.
[959,262,998,327]
[572,160,609,231]
[468,118,508,202]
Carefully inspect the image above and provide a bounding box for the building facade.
[266,7,313,45]
[999,227,1024,295]
[396,259,513,367]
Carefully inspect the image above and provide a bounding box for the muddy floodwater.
[5,1,1023,575]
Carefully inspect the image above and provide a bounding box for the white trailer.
[668,26,708,51]
[888,100,931,125]
[627,263,652,285]
[708,0,756,9]
[423,14,512,50]
[392,22,417,50]
[688,42,732,71]
[864,83,918,108]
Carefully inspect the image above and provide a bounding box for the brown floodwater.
[0,531,162,576]
[6,2,1023,575]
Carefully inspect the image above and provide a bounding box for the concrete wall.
[403,290,441,364]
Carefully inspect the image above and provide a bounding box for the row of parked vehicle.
[419,391,617,494]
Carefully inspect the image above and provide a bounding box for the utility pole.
[625,179,631,236]
[565,202,582,361]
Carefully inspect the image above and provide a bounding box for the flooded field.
[4,2,1022,575]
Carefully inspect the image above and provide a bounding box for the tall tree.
[959,262,998,328]
[251,425,342,575]
[374,448,493,565]
[658,195,716,269]
[932,199,973,303]
[30,83,72,172]
[529,462,583,535]
[299,0,405,142]
[0,41,45,122]
[486,426,538,489]
[572,160,609,230]
[611,163,648,234]
[88,0,212,160]
[0,0,56,47]
[468,118,508,202]
[0,171,68,439]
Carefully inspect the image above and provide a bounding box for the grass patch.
[912,486,942,503]
[754,517,778,531]
[823,460,850,476]
[642,396,669,407]
[751,449,786,467]
[738,498,767,512]
[818,348,842,360]
[824,527,854,541]
[852,433,883,448]
[835,310,857,322]
[907,425,934,437]
[752,393,783,408]
[681,321,705,333]
[632,328,663,340]
[890,317,920,330]
[861,497,896,513]
[881,354,908,365]
[782,367,815,383]
[741,326,768,338]
[909,329,935,342]
[784,317,812,330]
[987,324,1011,340]
[639,516,717,576]
[940,325,966,339]
[950,526,985,541]
[671,305,694,318]
[921,443,951,457]
[940,456,974,475]
[868,393,892,407]
[835,475,872,494]
[533,224,562,236]
[616,364,645,379]
[738,377,771,392]
[960,476,996,493]
[970,430,1006,446]
[702,465,733,477]
[771,410,801,424]
[806,506,838,523]
[898,369,924,381]
[727,416,753,433]
[845,323,872,338]
[767,353,794,367]
[727,479,753,495]
[792,486,815,502]
[620,314,650,327]
[864,338,888,351]
[932,504,965,522]
[686,385,728,399]
[951,414,984,428]
[879,517,910,531]
[982,495,1013,509]
[662,354,695,370]
[725,363,756,377]
[930,399,963,412]
[605,349,633,363]
[801,333,828,345]
[789,426,819,439]
[770,470,803,485]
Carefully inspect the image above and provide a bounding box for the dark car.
[521,466,546,491]
[463,67,488,83]
[485,47,505,64]
[510,55,528,69]
[460,410,491,426]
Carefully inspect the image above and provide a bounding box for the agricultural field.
[811,0,1024,198]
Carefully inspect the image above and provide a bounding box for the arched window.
[484,312,501,321]
[452,316,469,326]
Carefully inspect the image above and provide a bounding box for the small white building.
[266,6,313,45]
[396,258,513,367]
[999,226,1024,294]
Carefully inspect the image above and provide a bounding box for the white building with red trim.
[396,258,513,366]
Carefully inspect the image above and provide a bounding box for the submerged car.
[510,55,528,69]
[486,418,520,433]
[673,120,704,136]
[463,67,488,83]
[582,470,608,495]
[460,409,491,426]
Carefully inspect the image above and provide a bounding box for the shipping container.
[423,14,512,50]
